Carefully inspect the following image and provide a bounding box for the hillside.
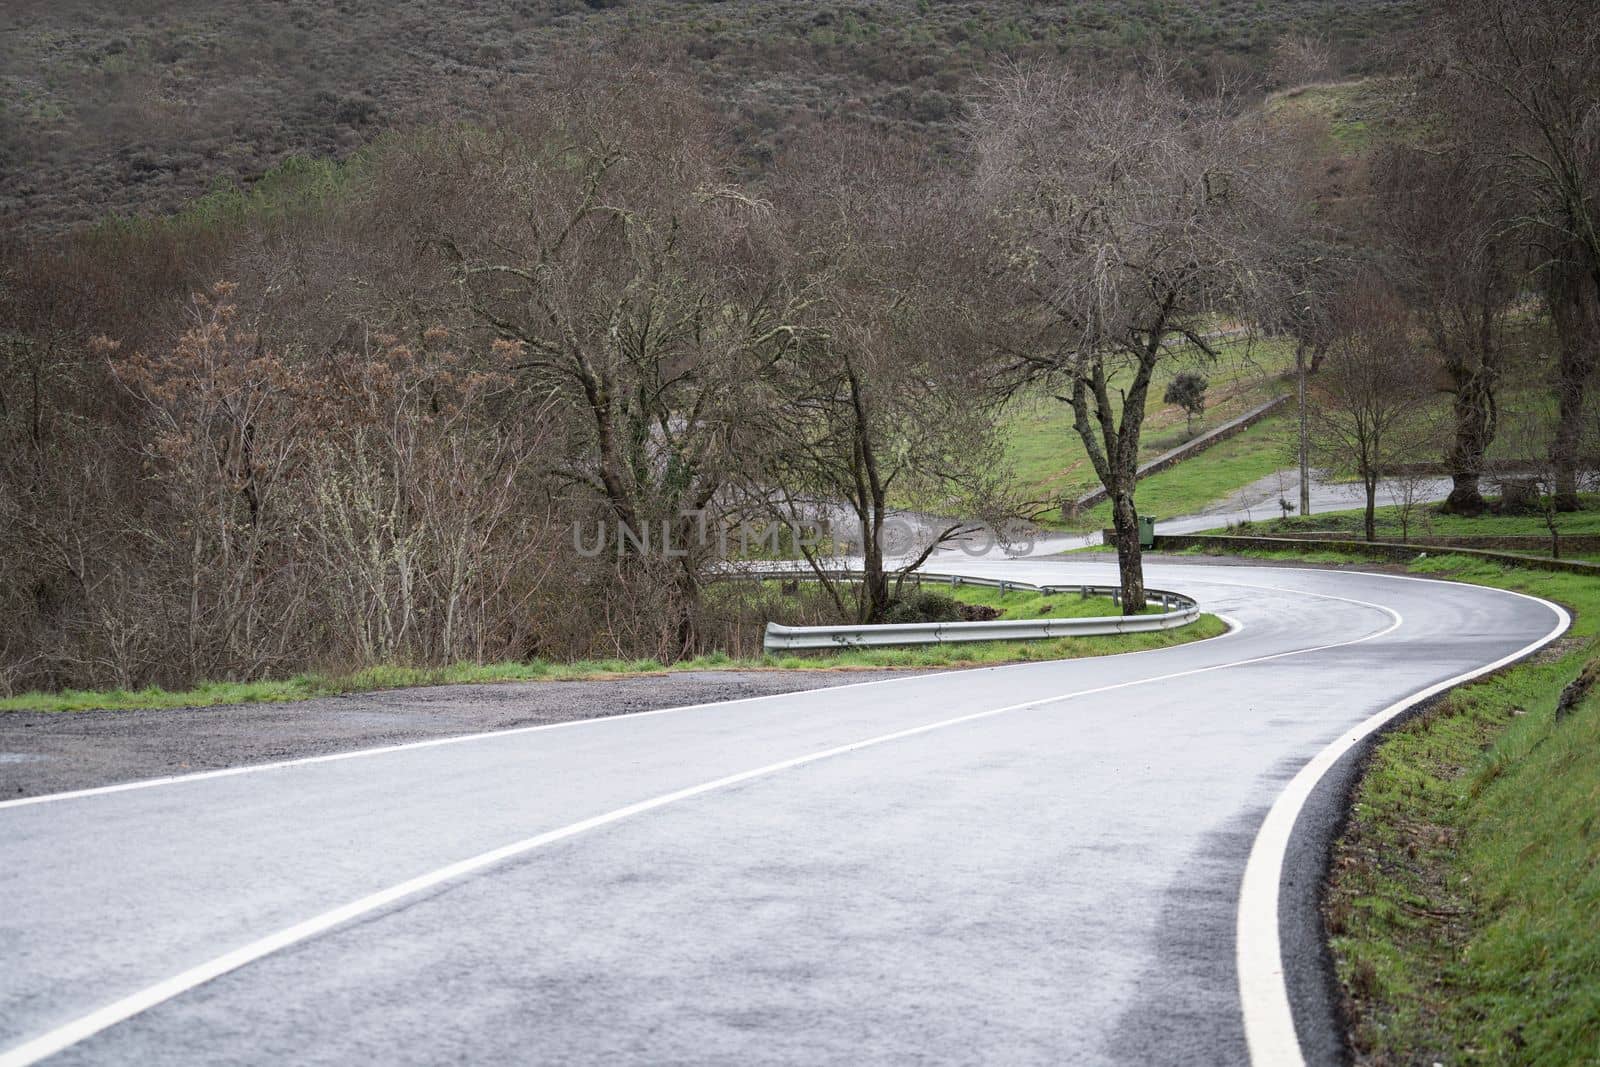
[2,0,1420,232]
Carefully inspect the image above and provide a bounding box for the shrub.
[1164,371,1209,433]
[883,591,964,623]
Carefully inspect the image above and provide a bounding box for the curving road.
[0,560,1566,1066]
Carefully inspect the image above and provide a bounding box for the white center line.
[1,586,1398,1067]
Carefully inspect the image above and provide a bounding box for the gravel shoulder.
[0,668,932,800]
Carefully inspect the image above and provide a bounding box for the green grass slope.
[1319,557,1600,1064]
[1162,541,1600,1062]
[1004,336,1299,526]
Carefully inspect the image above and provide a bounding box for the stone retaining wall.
[1210,531,1600,552]
[1148,533,1600,576]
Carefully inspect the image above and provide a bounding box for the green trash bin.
[1138,515,1157,550]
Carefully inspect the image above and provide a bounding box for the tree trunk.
[1363,473,1378,542]
[858,502,893,624]
[1065,315,1165,620]
[672,565,701,661]
[1550,339,1594,512]
[1545,236,1598,512]
[1443,371,1494,515]
[849,372,894,626]
[1109,487,1146,615]
[664,506,708,661]
[861,541,892,623]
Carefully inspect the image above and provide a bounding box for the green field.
[1263,77,1402,153]
[936,584,1165,618]
[1004,336,1298,525]
[1074,415,1298,530]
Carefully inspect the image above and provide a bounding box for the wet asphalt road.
[0,560,1566,1066]
[0,671,930,801]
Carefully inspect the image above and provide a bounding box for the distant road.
[0,559,1565,1065]
[909,469,1458,559]
[1154,469,1456,535]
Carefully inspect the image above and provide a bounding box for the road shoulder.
[0,669,931,800]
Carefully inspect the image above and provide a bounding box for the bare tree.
[1422,0,1600,510]
[753,128,1016,624]
[1385,466,1439,543]
[1374,146,1521,515]
[394,63,803,658]
[1309,280,1435,542]
[303,328,563,667]
[106,287,315,682]
[1507,419,1572,560]
[1268,35,1336,91]
[4,65,851,689]
[1541,236,1600,510]
[1255,236,1348,515]
[969,63,1290,611]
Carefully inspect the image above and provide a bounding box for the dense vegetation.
[2,0,1594,697]
[1,0,1420,232]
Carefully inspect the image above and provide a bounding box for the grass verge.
[933,585,1163,618]
[1178,544,1600,1063]
[0,592,1226,714]
[1214,494,1600,544]
[1325,555,1600,1064]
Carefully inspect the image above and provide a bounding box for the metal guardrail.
[744,569,1201,651]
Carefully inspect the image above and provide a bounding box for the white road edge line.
[0,670,927,811]
[0,590,1247,813]
[1235,582,1570,1067]
[3,596,1404,1067]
